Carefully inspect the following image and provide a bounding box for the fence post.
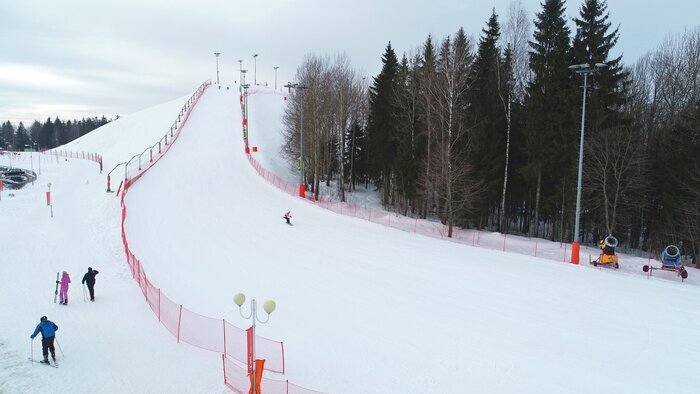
[281,341,285,374]
[534,242,538,257]
[503,234,506,251]
[223,319,227,356]
[177,305,183,343]
[222,354,227,385]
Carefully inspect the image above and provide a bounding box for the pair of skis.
[28,357,58,368]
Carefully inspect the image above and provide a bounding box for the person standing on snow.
[56,271,71,305]
[30,316,58,364]
[82,267,99,301]
[283,211,292,225]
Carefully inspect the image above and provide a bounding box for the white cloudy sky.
[1,0,698,125]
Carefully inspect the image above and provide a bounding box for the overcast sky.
[2,0,699,125]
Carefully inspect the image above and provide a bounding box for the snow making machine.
[591,235,619,269]
[643,245,689,281]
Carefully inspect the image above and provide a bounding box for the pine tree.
[344,122,367,190]
[571,0,628,131]
[468,10,507,228]
[571,0,629,241]
[54,117,66,147]
[419,34,438,218]
[523,0,574,237]
[39,118,54,149]
[15,122,31,150]
[367,42,400,205]
[393,53,425,214]
[1,121,17,150]
[29,121,42,144]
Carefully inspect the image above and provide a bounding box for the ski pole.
[55,336,64,357]
[30,338,34,366]
[82,283,87,302]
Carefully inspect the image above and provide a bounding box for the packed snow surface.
[2,82,699,394]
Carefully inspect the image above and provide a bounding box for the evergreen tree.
[344,122,367,189]
[367,42,400,205]
[393,53,425,214]
[657,100,700,244]
[571,0,628,131]
[1,121,15,150]
[29,121,42,144]
[53,117,66,147]
[15,122,32,150]
[522,0,574,237]
[571,0,629,241]
[39,118,54,149]
[419,34,438,218]
[468,10,507,228]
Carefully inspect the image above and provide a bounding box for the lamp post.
[284,82,308,197]
[35,143,41,175]
[273,66,279,90]
[238,59,243,93]
[25,144,35,184]
[242,78,250,153]
[568,62,607,264]
[233,293,276,394]
[214,52,221,84]
[252,54,258,86]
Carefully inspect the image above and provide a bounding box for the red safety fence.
[113,82,326,393]
[42,149,103,172]
[119,226,286,373]
[223,355,326,394]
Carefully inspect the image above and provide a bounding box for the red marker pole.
[46,183,53,218]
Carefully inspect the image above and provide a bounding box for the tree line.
[1,116,111,152]
[283,0,700,258]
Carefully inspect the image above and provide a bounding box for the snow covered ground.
[2,81,700,394]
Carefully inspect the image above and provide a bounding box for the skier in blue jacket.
[30,316,58,364]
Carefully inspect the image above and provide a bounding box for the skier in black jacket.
[82,267,99,301]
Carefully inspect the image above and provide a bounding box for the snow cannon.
[591,235,619,269]
[643,245,688,281]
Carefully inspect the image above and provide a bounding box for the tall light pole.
[284,82,308,197]
[273,66,279,90]
[252,53,258,86]
[569,62,607,264]
[238,59,243,92]
[214,52,221,84]
[242,68,250,153]
[233,293,276,394]
[35,142,41,174]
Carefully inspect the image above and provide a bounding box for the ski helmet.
[40,316,47,322]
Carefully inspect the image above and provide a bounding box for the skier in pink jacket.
[56,271,71,305]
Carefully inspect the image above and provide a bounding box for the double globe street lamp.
[233,293,276,394]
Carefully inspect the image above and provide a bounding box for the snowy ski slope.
[2,83,700,394]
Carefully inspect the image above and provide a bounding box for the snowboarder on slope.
[56,271,71,305]
[82,267,99,301]
[283,211,292,225]
[30,316,58,364]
